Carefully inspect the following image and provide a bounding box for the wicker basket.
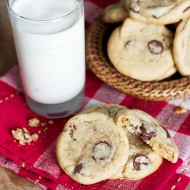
[85,17,190,101]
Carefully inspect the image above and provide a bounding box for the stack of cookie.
[102,0,190,81]
[56,104,179,185]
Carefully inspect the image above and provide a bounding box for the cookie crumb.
[171,185,176,190]
[21,162,25,168]
[28,118,40,127]
[40,122,46,127]
[177,177,181,182]
[48,120,54,125]
[11,128,39,145]
[174,106,187,114]
[32,134,39,141]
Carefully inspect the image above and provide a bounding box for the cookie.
[82,104,163,180]
[111,133,163,180]
[116,108,179,163]
[81,104,125,118]
[173,16,190,76]
[127,0,190,25]
[155,65,176,81]
[102,0,129,23]
[107,18,175,81]
[56,112,129,185]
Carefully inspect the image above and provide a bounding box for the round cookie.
[126,0,190,25]
[102,0,129,23]
[81,104,125,118]
[173,16,190,76]
[111,133,163,180]
[82,104,163,180]
[116,108,179,163]
[107,18,175,81]
[56,112,129,185]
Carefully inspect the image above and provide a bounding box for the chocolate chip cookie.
[111,133,163,180]
[116,108,179,163]
[56,112,129,185]
[173,16,190,76]
[107,18,175,81]
[82,104,125,118]
[127,0,190,25]
[102,0,129,23]
[82,104,163,180]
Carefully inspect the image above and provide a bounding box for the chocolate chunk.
[73,124,77,130]
[69,124,77,140]
[152,15,158,19]
[147,40,164,54]
[130,7,140,13]
[92,141,112,161]
[133,155,151,171]
[74,163,83,175]
[124,39,136,48]
[183,6,190,13]
[139,125,157,141]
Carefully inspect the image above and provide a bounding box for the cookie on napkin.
[56,112,129,185]
[111,132,163,180]
[82,104,163,180]
[116,108,179,163]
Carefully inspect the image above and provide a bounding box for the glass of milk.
[7,0,85,118]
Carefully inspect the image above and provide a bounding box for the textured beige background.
[0,0,189,189]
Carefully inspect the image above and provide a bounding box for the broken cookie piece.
[28,118,40,127]
[116,108,179,163]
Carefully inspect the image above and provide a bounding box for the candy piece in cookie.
[102,0,129,23]
[116,108,179,163]
[126,0,190,25]
[111,133,163,180]
[173,16,190,76]
[56,112,129,185]
[107,18,174,81]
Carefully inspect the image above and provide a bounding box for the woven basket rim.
[85,17,190,101]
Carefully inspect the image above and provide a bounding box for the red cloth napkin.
[0,0,190,189]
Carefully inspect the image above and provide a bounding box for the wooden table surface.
[0,0,189,189]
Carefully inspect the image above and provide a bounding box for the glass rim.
[6,0,83,23]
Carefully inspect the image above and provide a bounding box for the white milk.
[11,0,85,104]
